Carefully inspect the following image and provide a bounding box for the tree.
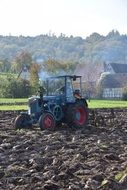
[95,82,103,99]
[107,30,120,39]
[75,61,103,99]
[0,59,11,72]
[29,63,41,94]
[43,59,76,75]
[0,74,31,98]
[13,51,32,73]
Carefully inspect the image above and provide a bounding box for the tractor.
[14,75,88,130]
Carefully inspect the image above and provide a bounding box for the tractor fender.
[76,98,88,107]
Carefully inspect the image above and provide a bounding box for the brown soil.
[0,109,127,190]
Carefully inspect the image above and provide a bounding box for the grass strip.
[88,100,127,108]
[0,105,28,111]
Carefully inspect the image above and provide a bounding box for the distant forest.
[0,30,127,64]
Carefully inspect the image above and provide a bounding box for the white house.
[100,63,127,99]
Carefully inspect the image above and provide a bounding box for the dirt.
[0,109,127,190]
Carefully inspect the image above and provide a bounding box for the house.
[100,63,127,99]
[99,73,127,99]
[75,62,127,99]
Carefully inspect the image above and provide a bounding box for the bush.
[122,87,127,100]
[0,75,31,98]
[95,83,103,99]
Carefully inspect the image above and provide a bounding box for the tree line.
[0,51,76,98]
[1,29,127,98]
[0,30,127,64]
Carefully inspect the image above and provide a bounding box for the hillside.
[0,30,127,64]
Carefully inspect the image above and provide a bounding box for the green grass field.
[0,105,28,111]
[0,98,127,110]
[0,98,28,110]
[88,100,127,108]
[0,98,27,103]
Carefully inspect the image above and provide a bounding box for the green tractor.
[14,75,88,130]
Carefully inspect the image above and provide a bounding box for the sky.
[0,0,126,38]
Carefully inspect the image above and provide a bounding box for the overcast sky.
[0,0,126,38]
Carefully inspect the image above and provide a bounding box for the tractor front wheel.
[66,102,88,128]
[39,112,56,130]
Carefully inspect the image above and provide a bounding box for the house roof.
[110,63,127,73]
[74,62,127,84]
[100,73,127,88]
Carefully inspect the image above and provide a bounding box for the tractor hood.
[43,95,65,104]
[28,95,65,105]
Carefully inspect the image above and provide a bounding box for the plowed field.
[0,109,127,190]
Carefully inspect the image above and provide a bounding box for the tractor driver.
[73,89,81,99]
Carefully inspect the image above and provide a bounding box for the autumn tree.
[43,59,76,75]
[29,63,41,94]
[75,61,103,99]
[12,51,32,73]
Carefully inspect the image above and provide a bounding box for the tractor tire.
[14,114,32,129]
[66,101,88,128]
[39,112,56,131]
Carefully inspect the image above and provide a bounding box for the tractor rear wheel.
[39,112,56,130]
[14,114,32,129]
[66,101,88,128]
